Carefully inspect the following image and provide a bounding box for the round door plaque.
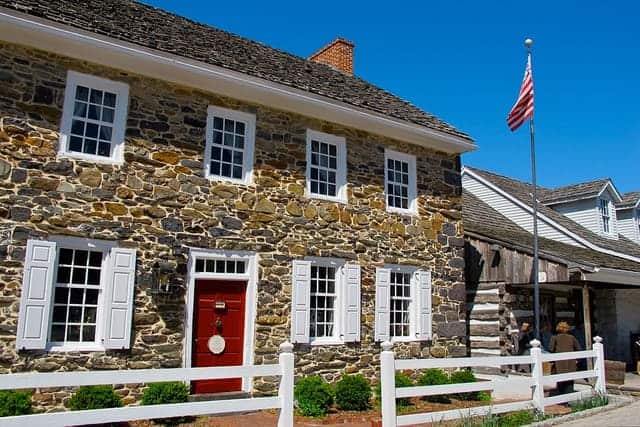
[208,335,225,354]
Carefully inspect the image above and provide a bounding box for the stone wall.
[0,41,466,409]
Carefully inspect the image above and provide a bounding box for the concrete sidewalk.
[555,399,640,426]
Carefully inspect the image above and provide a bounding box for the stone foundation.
[0,41,466,410]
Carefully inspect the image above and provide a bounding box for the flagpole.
[525,38,541,340]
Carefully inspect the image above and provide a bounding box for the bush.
[335,374,371,411]
[294,376,334,417]
[0,390,33,417]
[376,372,413,408]
[142,382,190,425]
[449,369,480,400]
[417,369,450,403]
[68,385,122,411]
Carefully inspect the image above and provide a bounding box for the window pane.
[90,89,103,104]
[213,117,223,130]
[52,306,67,323]
[67,325,81,342]
[75,86,89,101]
[57,266,71,284]
[85,289,99,305]
[103,92,116,108]
[88,104,101,120]
[70,288,84,304]
[82,325,96,341]
[72,266,85,284]
[97,141,111,157]
[224,119,234,132]
[87,269,100,285]
[60,249,74,265]
[71,119,85,136]
[235,121,245,134]
[195,259,204,272]
[83,139,97,155]
[232,166,242,179]
[54,287,69,304]
[102,107,115,124]
[85,123,99,139]
[51,325,65,342]
[99,126,112,141]
[68,306,82,323]
[69,136,83,152]
[89,251,102,267]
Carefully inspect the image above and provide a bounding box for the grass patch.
[569,393,608,413]
[453,410,547,427]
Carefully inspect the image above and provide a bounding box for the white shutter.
[374,267,391,342]
[290,260,311,343]
[343,264,361,342]
[103,248,136,349]
[16,240,57,350]
[416,270,433,340]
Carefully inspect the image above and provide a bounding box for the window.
[389,270,413,338]
[15,238,136,351]
[374,266,432,342]
[310,265,337,339]
[59,71,129,164]
[599,198,611,233]
[195,258,246,274]
[384,149,417,214]
[290,259,361,344]
[205,106,256,184]
[51,248,103,344]
[306,130,347,203]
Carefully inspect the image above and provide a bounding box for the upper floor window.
[59,71,129,164]
[205,106,256,185]
[599,198,611,233]
[306,130,347,203]
[16,238,136,352]
[384,149,417,214]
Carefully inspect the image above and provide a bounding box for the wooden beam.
[582,285,593,370]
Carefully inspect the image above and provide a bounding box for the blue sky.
[144,0,638,193]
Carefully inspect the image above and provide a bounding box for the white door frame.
[184,248,258,393]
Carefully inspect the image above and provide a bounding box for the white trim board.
[462,168,640,264]
[184,248,259,393]
[0,8,475,155]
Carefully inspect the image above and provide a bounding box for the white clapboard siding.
[290,260,311,343]
[343,264,361,342]
[552,198,601,235]
[616,207,640,243]
[16,240,57,350]
[462,173,584,246]
[103,248,136,349]
[374,268,391,342]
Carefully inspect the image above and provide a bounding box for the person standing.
[549,321,582,394]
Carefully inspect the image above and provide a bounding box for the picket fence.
[0,342,294,427]
[379,336,607,427]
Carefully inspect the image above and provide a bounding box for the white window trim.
[184,248,258,393]
[46,236,118,352]
[305,257,346,346]
[58,70,129,165]
[305,129,348,204]
[384,149,418,215]
[204,105,256,185]
[385,264,419,343]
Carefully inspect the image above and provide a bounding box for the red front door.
[192,279,246,394]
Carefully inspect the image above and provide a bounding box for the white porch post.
[530,339,545,414]
[593,336,607,395]
[278,341,294,427]
[380,341,397,427]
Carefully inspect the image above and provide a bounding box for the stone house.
[463,167,640,368]
[0,0,475,407]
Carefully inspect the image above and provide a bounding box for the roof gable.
[540,178,622,205]
[617,192,640,209]
[0,0,472,144]
[463,166,640,261]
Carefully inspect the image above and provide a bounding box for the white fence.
[0,341,294,427]
[380,336,606,427]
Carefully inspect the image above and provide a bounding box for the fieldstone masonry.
[0,41,466,410]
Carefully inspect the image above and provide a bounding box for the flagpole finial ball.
[524,38,533,48]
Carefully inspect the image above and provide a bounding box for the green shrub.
[477,391,492,402]
[449,369,481,401]
[141,382,190,425]
[0,390,33,417]
[68,385,122,411]
[376,372,414,408]
[417,369,451,403]
[335,374,371,411]
[497,410,536,427]
[294,376,334,417]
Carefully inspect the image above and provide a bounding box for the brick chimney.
[308,38,354,75]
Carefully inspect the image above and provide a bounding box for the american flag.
[507,55,534,131]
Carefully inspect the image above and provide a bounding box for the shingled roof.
[463,191,640,273]
[540,178,613,204]
[465,167,640,259]
[617,192,640,209]
[0,0,472,142]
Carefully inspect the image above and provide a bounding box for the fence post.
[278,341,294,427]
[592,336,606,395]
[530,339,545,415]
[380,341,396,427]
